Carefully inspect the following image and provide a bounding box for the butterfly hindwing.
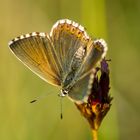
[68,70,95,103]
[76,39,107,80]
[67,39,107,103]
[50,19,92,79]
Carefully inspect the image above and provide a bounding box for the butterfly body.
[9,19,107,104]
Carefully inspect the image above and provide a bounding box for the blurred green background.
[0,0,140,139]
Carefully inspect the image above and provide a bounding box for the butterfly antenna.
[30,99,37,103]
[60,96,63,119]
[30,91,54,104]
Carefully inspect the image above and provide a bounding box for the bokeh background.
[0,0,140,140]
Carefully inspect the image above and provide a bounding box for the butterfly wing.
[50,19,92,80]
[67,39,107,103]
[50,19,107,89]
[68,70,95,104]
[76,39,108,80]
[9,32,62,86]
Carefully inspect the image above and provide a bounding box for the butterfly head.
[58,89,69,97]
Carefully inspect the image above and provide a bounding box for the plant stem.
[92,129,98,140]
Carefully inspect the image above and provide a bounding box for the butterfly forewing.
[9,33,61,86]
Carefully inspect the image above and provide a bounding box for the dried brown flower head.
[75,59,112,132]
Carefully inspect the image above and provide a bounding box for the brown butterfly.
[9,19,107,104]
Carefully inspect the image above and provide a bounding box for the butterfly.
[8,19,107,104]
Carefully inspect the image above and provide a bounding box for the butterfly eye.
[62,90,68,95]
